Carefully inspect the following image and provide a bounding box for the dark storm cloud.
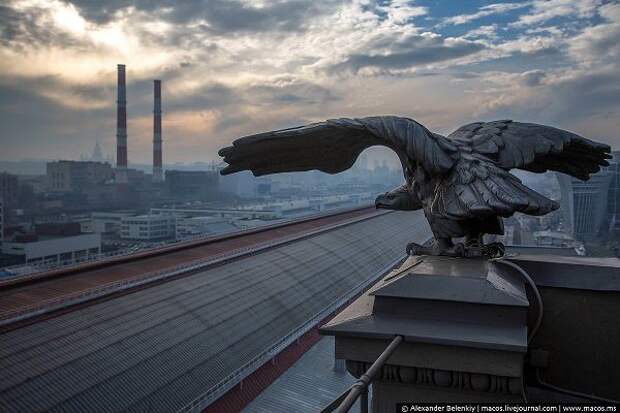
[331,35,486,74]
[67,0,335,34]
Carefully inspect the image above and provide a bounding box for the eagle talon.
[406,242,426,256]
[480,242,505,258]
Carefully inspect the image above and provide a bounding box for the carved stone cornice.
[346,360,522,395]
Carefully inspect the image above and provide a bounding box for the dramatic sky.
[1,0,619,165]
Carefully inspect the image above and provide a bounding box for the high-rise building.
[606,151,620,231]
[557,169,614,241]
[557,149,620,241]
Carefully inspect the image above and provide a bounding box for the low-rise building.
[91,211,135,234]
[175,216,237,239]
[120,214,176,240]
[2,232,101,266]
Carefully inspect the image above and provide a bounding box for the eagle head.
[375,184,422,211]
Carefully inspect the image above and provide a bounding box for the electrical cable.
[492,258,543,344]
[493,258,540,404]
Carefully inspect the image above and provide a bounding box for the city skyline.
[0,0,619,165]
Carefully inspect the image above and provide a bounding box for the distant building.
[120,214,176,240]
[125,168,148,185]
[17,175,46,194]
[175,216,236,239]
[219,170,257,198]
[606,151,620,231]
[91,211,135,234]
[556,150,620,241]
[533,229,579,247]
[557,168,614,241]
[47,160,114,193]
[91,139,105,162]
[165,170,219,200]
[557,172,612,241]
[0,172,19,207]
[2,223,101,266]
[82,184,119,209]
[0,198,3,246]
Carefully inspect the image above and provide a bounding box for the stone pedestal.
[320,255,529,410]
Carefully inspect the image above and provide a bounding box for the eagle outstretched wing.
[218,116,458,177]
[432,120,612,221]
[448,120,611,180]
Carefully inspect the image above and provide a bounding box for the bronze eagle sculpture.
[218,116,611,257]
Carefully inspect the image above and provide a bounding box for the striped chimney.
[153,79,163,183]
[116,64,128,185]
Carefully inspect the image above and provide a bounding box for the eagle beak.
[375,193,395,209]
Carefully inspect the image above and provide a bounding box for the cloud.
[520,69,547,86]
[470,65,620,145]
[510,0,600,27]
[441,2,530,26]
[463,24,499,40]
[66,0,337,34]
[373,0,428,25]
[0,2,86,50]
[331,35,486,74]
[568,2,620,65]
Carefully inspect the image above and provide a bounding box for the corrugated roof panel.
[0,211,431,412]
[242,336,359,413]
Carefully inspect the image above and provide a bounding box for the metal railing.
[0,208,389,326]
[176,255,407,413]
[320,335,404,413]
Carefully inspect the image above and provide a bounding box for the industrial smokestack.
[116,64,128,185]
[153,79,163,183]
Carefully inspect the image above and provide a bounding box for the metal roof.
[0,211,431,413]
[242,336,358,413]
